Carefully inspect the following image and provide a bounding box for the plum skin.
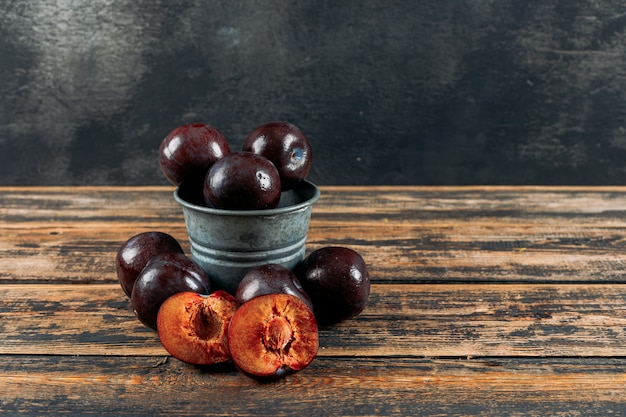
[235,264,314,311]
[157,291,238,366]
[242,121,312,190]
[116,231,184,297]
[131,252,212,330]
[203,151,281,210]
[159,123,230,186]
[228,293,318,380]
[295,246,370,326]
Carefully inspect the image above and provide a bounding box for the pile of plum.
[116,122,370,380]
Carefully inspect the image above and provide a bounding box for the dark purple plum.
[242,121,312,190]
[131,252,212,330]
[159,123,230,186]
[294,246,370,326]
[235,264,313,311]
[116,231,184,297]
[203,151,281,210]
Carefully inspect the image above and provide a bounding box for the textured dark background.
[2,0,626,185]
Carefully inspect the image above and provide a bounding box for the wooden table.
[2,186,626,416]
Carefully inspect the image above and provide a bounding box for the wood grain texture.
[1,356,625,416]
[2,283,626,358]
[2,186,626,415]
[3,186,626,284]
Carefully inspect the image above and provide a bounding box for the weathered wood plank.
[5,186,626,221]
[2,187,626,416]
[0,355,624,416]
[0,187,182,222]
[4,187,626,284]
[2,283,626,358]
[5,221,626,284]
[0,225,190,284]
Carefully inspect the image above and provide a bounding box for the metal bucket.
[173,180,320,294]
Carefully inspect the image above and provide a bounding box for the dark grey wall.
[2,0,626,185]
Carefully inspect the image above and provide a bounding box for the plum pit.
[263,316,293,353]
[191,304,220,341]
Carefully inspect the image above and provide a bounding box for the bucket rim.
[173,180,321,217]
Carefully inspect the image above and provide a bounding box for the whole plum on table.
[131,252,212,330]
[235,264,313,311]
[295,246,370,326]
[116,231,184,297]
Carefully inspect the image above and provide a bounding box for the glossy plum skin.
[294,246,370,326]
[203,151,281,210]
[159,123,230,186]
[235,264,313,311]
[242,121,312,190]
[157,291,238,366]
[131,252,212,330]
[228,293,318,380]
[116,231,184,297]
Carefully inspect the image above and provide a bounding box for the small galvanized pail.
[173,180,320,294]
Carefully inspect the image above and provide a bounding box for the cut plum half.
[157,291,238,365]
[228,293,318,379]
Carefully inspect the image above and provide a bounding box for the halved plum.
[157,291,238,365]
[228,293,318,379]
